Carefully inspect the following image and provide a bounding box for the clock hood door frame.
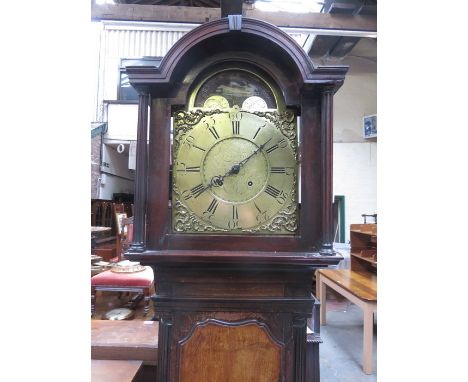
[126,17,348,261]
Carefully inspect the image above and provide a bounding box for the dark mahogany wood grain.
[148,261,316,382]
[146,98,171,249]
[130,93,150,253]
[129,249,341,267]
[320,87,335,254]
[177,320,282,382]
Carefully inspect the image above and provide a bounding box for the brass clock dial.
[172,109,298,234]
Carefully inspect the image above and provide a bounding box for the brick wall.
[91,134,102,198]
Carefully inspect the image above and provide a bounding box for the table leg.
[317,273,327,325]
[362,305,375,374]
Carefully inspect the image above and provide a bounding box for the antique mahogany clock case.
[126,16,347,382]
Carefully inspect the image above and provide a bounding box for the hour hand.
[210,162,240,187]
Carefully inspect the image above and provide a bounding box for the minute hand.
[237,137,272,168]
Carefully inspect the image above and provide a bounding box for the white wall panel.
[106,104,139,141]
[101,144,135,180]
[333,55,377,142]
[334,142,377,242]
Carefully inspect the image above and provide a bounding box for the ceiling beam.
[245,8,375,31]
[91,4,376,33]
[92,4,221,24]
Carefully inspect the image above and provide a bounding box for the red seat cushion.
[91,267,154,287]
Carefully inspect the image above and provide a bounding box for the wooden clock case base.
[127,250,342,382]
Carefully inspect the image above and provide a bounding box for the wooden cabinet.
[350,224,377,273]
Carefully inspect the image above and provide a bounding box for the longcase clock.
[125,16,348,382]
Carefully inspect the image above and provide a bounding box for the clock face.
[172,109,298,234]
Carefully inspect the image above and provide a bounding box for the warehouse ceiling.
[113,0,222,6]
[92,0,377,62]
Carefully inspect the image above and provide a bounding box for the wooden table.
[91,359,142,382]
[316,269,377,374]
[92,226,112,237]
[91,320,159,364]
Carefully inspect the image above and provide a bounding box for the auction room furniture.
[350,223,377,273]
[316,224,377,374]
[124,13,347,382]
[91,218,154,317]
[92,320,158,382]
[91,266,154,316]
[92,200,117,261]
[91,200,113,227]
[91,360,143,382]
[316,269,377,374]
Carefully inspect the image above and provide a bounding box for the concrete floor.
[319,303,377,381]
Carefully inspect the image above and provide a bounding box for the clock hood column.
[129,92,150,253]
[319,86,336,256]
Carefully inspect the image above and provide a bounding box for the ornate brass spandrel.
[172,185,228,233]
[173,109,229,153]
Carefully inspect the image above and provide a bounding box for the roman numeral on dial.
[209,126,220,140]
[185,166,200,172]
[265,185,281,198]
[190,184,205,198]
[253,127,261,140]
[266,138,287,154]
[270,166,285,174]
[232,121,240,135]
[227,205,240,229]
[193,145,206,152]
[205,198,219,215]
[265,144,278,154]
[232,205,239,220]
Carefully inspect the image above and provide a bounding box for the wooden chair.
[91,217,154,317]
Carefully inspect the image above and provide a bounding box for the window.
[118,57,163,101]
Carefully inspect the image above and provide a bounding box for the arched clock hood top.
[126,17,348,97]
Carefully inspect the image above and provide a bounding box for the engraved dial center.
[202,137,269,203]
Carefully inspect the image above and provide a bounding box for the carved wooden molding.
[157,317,173,382]
[126,17,348,91]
